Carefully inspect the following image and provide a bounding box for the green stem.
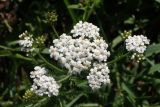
[66,93,84,107]
[37,53,63,72]
[96,15,108,41]
[0,45,14,51]
[34,98,48,107]
[0,45,38,63]
[146,58,154,66]
[82,3,89,21]
[58,75,71,83]
[64,0,76,23]
[3,19,12,32]
[15,54,32,61]
[116,72,121,90]
[116,71,124,106]
[58,98,63,107]
[51,24,59,38]
[14,54,37,64]
[0,45,21,52]
[85,1,96,21]
[107,52,130,65]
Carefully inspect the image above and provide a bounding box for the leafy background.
[0,0,160,107]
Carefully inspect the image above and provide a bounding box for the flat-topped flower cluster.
[71,21,100,39]
[49,21,110,90]
[30,66,60,97]
[87,63,110,90]
[125,35,150,54]
[125,35,150,61]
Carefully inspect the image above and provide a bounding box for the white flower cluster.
[19,31,34,52]
[49,34,93,74]
[30,66,60,97]
[87,63,110,90]
[125,35,150,53]
[49,21,111,90]
[92,39,110,62]
[49,21,110,74]
[71,21,100,39]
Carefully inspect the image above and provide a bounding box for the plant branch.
[107,52,130,65]
[64,0,76,23]
[85,1,96,21]
[37,53,63,72]
[82,3,89,21]
[51,24,59,38]
[0,45,14,51]
[66,93,84,107]
[58,75,71,83]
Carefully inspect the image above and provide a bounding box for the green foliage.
[145,43,160,57]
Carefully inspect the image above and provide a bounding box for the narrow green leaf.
[155,0,160,3]
[149,64,160,74]
[122,83,136,107]
[68,4,79,9]
[124,16,135,24]
[68,4,85,10]
[122,83,136,99]
[14,54,33,61]
[153,78,160,85]
[0,45,13,51]
[7,40,19,46]
[25,104,34,107]
[111,36,123,48]
[66,93,84,107]
[76,103,99,107]
[41,48,49,54]
[38,53,64,72]
[77,81,88,87]
[0,50,12,57]
[34,98,48,107]
[63,0,76,23]
[58,75,70,83]
[0,101,13,107]
[145,43,160,57]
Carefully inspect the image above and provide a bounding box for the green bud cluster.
[23,89,38,102]
[131,53,145,63]
[45,11,58,24]
[121,30,132,39]
[35,35,46,47]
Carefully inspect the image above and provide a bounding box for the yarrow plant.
[0,0,157,106]
[18,21,151,105]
